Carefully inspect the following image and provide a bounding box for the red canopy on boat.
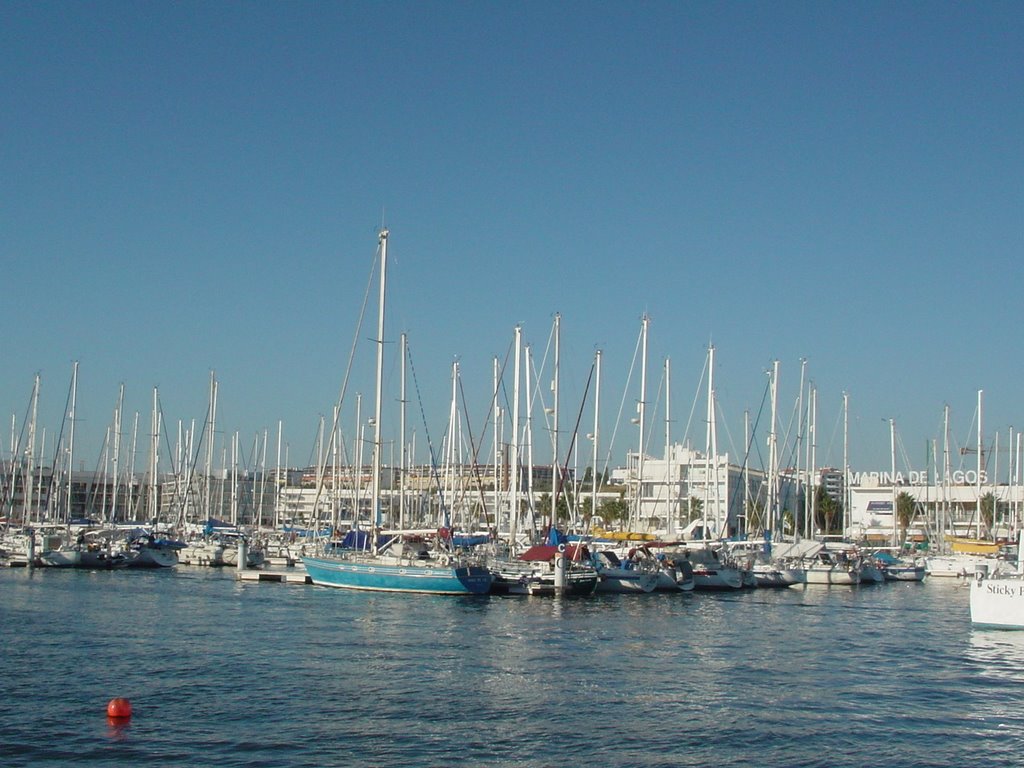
[518,544,589,562]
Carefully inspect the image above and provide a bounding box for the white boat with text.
[970,534,1024,629]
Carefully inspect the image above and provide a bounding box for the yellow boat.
[590,528,657,542]
[946,535,1001,555]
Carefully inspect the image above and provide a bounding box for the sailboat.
[928,394,1004,576]
[685,346,743,590]
[302,228,492,595]
[487,325,600,596]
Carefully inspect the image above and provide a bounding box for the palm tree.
[686,495,703,523]
[815,485,840,535]
[980,492,996,534]
[536,492,571,527]
[896,491,916,541]
[598,496,629,530]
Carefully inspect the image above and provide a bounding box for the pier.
[235,568,312,585]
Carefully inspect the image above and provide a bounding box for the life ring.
[439,554,451,567]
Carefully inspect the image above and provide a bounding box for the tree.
[685,496,703,523]
[537,492,570,526]
[980,492,996,533]
[815,485,840,535]
[598,496,629,530]
[896,491,916,539]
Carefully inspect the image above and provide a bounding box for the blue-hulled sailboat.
[302,228,492,596]
[303,530,492,595]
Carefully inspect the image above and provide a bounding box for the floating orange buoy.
[106,698,132,719]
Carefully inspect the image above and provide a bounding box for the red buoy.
[106,698,132,719]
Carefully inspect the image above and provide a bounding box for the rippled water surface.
[2,568,1022,767]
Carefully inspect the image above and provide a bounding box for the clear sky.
[2,1,1022,480]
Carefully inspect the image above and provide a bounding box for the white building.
[616,444,767,538]
[846,469,1024,543]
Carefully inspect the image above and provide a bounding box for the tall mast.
[842,392,849,537]
[36,429,46,522]
[331,406,339,525]
[550,313,560,532]
[943,403,951,543]
[525,344,535,532]
[743,408,750,536]
[796,359,806,538]
[635,314,648,532]
[256,429,268,528]
[24,374,40,525]
[127,410,139,520]
[445,360,459,529]
[371,228,388,551]
[664,356,672,536]
[509,327,521,551]
[768,360,779,538]
[274,420,282,530]
[1003,430,1011,532]
[977,389,984,539]
[109,383,124,523]
[491,354,500,536]
[709,345,720,537]
[66,363,78,523]
[204,371,217,519]
[149,387,160,523]
[591,349,601,536]
[400,332,408,530]
[351,398,360,528]
[702,346,712,539]
[230,432,238,526]
[890,418,897,547]
[809,385,817,538]
[1011,434,1019,536]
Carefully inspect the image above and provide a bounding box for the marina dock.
[236,568,312,585]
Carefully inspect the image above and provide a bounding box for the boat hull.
[971,575,1024,628]
[752,565,802,588]
[127,545,179,568]
[654,567,695,592]
[39,549,82,567]
[860,564,885,584]
[303,555,493,595]
[926,554,1000,578]
[79,550,129,569]
[948,536,1001,556]
[802,565,860,585]
[491,568,599,596]
[179,542,226,566]
[691,566,744,590]
[883,565,926,582]
[595,568,659,593]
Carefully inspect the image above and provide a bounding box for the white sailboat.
[689,346,743,590]
[928,395,1003,576]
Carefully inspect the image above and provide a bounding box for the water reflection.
[968,628,1024,682]
[105,717,131,741]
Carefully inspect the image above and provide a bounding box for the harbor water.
[2,568,1023,767]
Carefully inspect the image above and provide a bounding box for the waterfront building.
[611,444,767,538]
[846,470,1024,544]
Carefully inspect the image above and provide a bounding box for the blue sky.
[2,1,1022,478]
